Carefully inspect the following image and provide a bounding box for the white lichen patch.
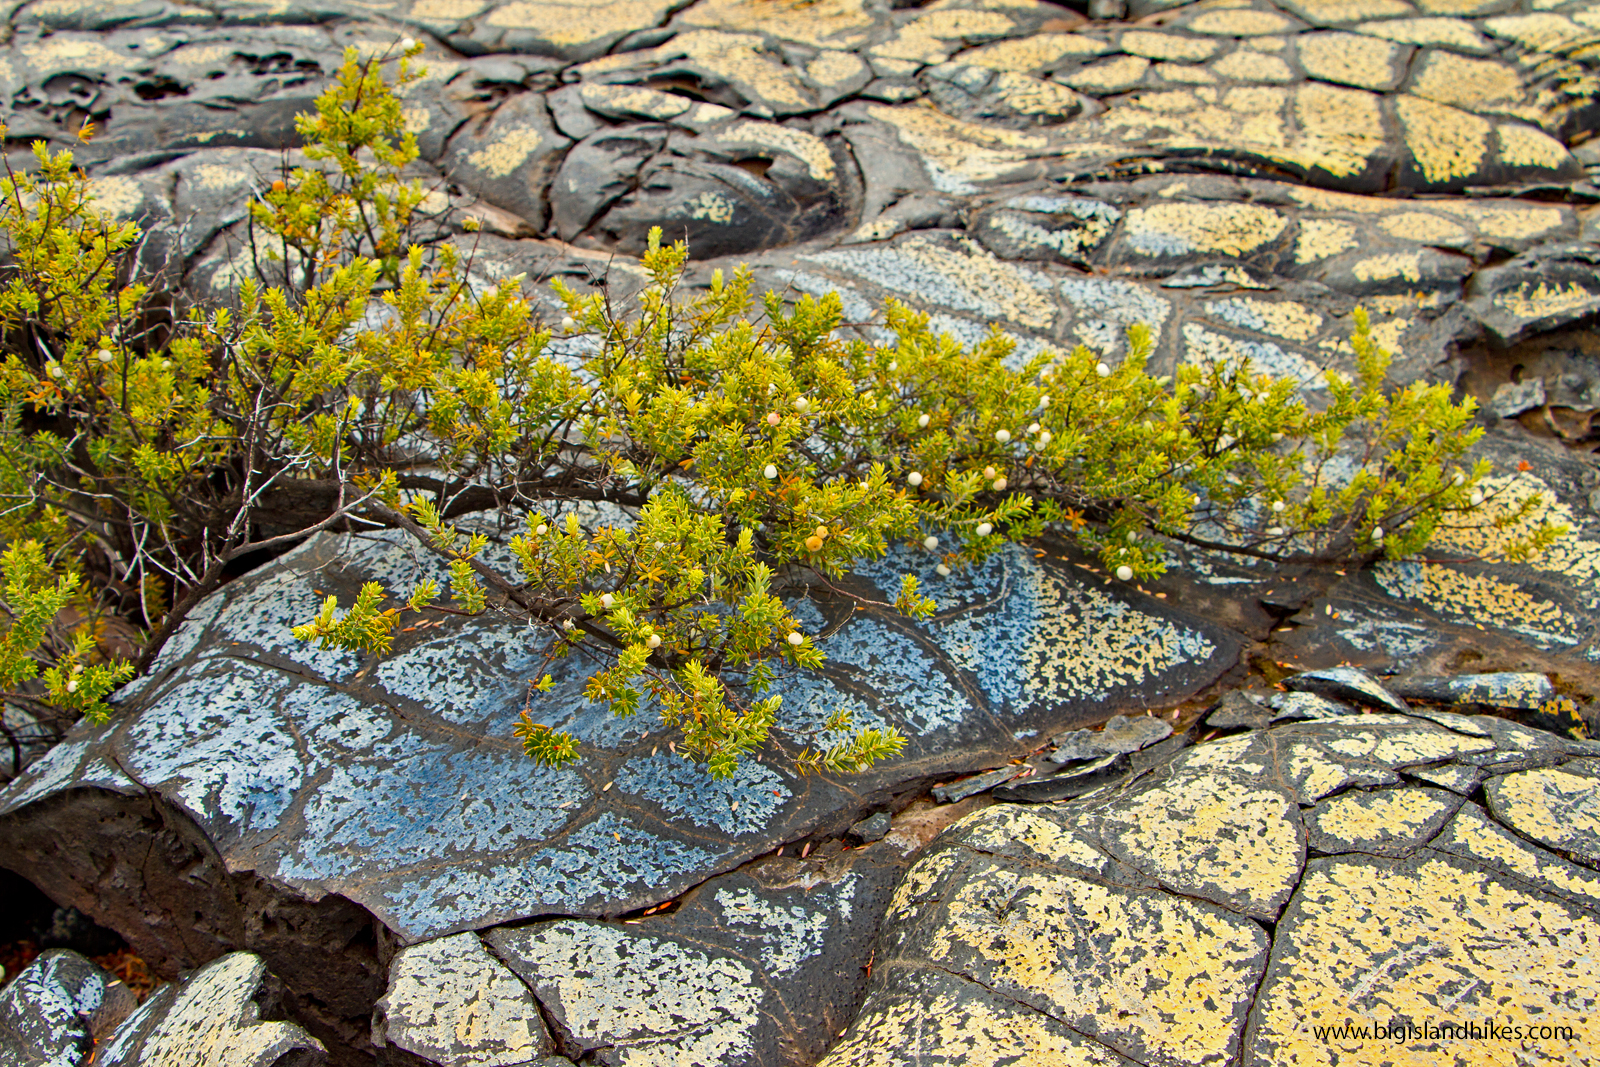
[97,953,322,1067]
[492,921,764,1067]
[375,934,548,1066]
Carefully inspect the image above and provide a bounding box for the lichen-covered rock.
[0,951,323,1067]
[0,528,1233,1060]
[831,710,1600,1067]
[0,950,136,1067]
[372,934,551,1066]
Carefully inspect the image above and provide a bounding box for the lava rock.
[991,752,1131,803]
[1284,666,1409,714]
[1208,691,1273,731]
[848,812,892,843]
[0,950,136,1067]
[1393,672,1555,712]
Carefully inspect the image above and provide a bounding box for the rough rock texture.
[8,0,1600,1063]
[0,530,1232,1060]
[828,710,1600,1067]
[0,950,325,1067]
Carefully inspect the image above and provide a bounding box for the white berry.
[96,349,113,364]
[1096,362,1111,378]
[992,477,1007,491]
[764,464,777,479]
[923,535,939,551]
[599,593,614,609]
[793,397,809,412]
[646,634,661,649]
[1115,565,1134,581]
[976,522,993,537]
[995,429,1011,443]
[917,413,930,428]
[907,471,923,487]
[1272,500,1286,513]
[535,524,548,535]
[787,631,804,646]
[935,563,951,577]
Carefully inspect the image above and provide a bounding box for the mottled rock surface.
[8,0,1600,1063]
[0,950,324,1067]
[831,711,1600,1067]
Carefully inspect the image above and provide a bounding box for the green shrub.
[0,44,1560,774]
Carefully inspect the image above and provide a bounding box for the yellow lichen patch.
[578,83,691,120]
[1354,16,1493,52]
[716,122,835,181]
[1351,252,1424,282]
[1482,13,1594,53]
[1204,296,1325,340]
[1065,54,1151,92]
[956,33,1110,72]
[676,0,875,49]
[1124,201,1288,257]
[926,866,1269,1065]
[1378,211,1471,245]
[1497,123,1572,171]
[662,31,814,110]
[1213,48,1295,82]
[1249,855,1600,1066]
[899,236,1058,329]
[1177,734,1268,774]
[1414,0,1509,12]
[818,982,1125,1067]
[1410,52,1533,119]
[408,0,486,19]
[865,104,1046,184]
[955,806,1110,873]
[1427,473,1600,592]
[1284,741,1372,802]
[1187,8,1298,36]
[15,36,137,72]
[1119,30,1221,62]
[1294,218,1360,263]
[1092,772,1302,917]
[1437,805,1600,910]
[1306,788,1457,850]
[465,126,557,178]
[684,190,736,223]
[1155,62,1218,84]
[1422,201,1568,241]
[1492,280,1600,323]
[84,177,146,220]
[1246,35,1288,51]
[483,0,678,48]
[990,72,1087,118]
[1373,562,1578,646]
[1294,31,1404,91]
[1323,724,1494,766]
[1396,95,1490,184]
[884,847,962,926]
[1289,82,1387,178]
[1285,0,1413,21]
[1488,767,1600,862]
[872,9,1016,64]
[804,49,867,88]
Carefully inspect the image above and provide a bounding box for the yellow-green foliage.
[0,45,1560,776]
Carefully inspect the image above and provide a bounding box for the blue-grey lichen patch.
[1304,786,1462,857]
[613,752,790,836]
[373,933,550,1066]
[95,952,324,1067]
[1485,765,1600,867]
